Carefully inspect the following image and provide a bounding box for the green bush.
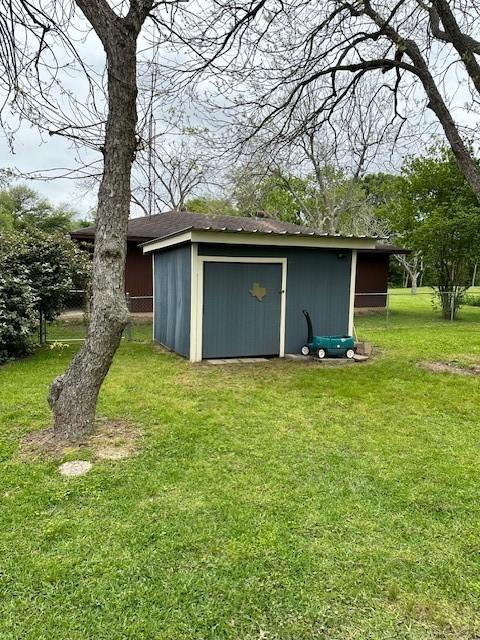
[464,294,480,307]
[0,268,37,362]
[2,229,91,321]
[0,228,91,362]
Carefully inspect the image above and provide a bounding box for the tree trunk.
[410,271,418,295]
[431,1,480,97]
[399,39,480,200]
[48,40,138,440]
[363,3,480,202]
[418,68,480,201]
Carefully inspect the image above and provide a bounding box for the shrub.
[0,268,37,362]
[433,288,467,320]
[0,228,91,361]
[3,229,91,321]
[464,294,480,307]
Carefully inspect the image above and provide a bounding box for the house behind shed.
[71,214,408,313]
[141,211,377,361]
[355,244,411,308]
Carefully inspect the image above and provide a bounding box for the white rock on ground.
[59,460,92,477]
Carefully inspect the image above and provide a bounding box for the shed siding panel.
[199,244,351,354]
[202,262,282,358]
[154,246,191,357]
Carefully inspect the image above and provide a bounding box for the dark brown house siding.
[125,242,152,311]
[355,253,389,308]
[71,214,408,314]
[71,236,153,312]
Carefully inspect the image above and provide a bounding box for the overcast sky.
[1,3,479,218]
[0,13,105,218]
[0,125,98,216]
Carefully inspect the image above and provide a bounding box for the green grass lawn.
[1,291,480,639]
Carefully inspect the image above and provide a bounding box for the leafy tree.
[0,185,81,233]
[361,173,404,211]
[73,216,96,230]
[230,165,385,234]
[0,209,14,230]
[231,169,302,223]
[185,196,238,216]
[361,173,424,292]
[386,148,480,318]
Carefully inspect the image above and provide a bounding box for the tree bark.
[362,1,480,202]
[413,53,480,201]
[411,272,418,295]
[48,35,138,440]
[430,1,480,95]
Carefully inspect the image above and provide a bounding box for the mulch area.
[421,361,480,377]
[18,418,141,462]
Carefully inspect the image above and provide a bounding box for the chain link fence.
[126,293,153,313]
[37,287,480,346]
[39,291,153,344]
[354,288,480,330]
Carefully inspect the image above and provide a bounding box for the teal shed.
[141,211,377,361]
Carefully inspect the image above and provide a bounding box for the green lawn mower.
[301,310,356,359]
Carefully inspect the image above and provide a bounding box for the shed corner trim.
[348,250,357,336]
[189,243,199,362]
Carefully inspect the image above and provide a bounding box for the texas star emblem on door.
[202,262,283,359]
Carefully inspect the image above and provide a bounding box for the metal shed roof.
[72,210,379,244]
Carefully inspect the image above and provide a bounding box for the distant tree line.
[0,184,93,233]
[185,146,480,319]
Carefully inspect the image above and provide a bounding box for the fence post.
[450,291,455,322]
[38,309,46,345]
[84,290,90,340]
[125,292,133,341]
[386,292,390,328]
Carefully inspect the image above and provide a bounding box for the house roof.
[71,211,416,254]
[71,210,378,244]
[357,243,411,255]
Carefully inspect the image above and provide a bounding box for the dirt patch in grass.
[398,597,480,639]
[19,418,141,462]
[421,361,480,376]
